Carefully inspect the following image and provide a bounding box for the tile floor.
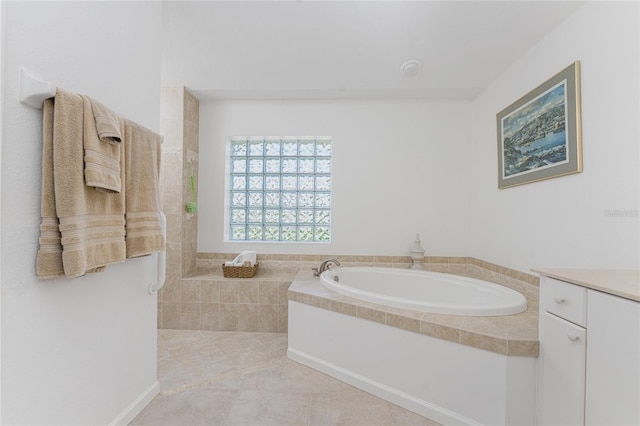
[131,330,441,426]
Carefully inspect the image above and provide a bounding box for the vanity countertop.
[533,268,640,302]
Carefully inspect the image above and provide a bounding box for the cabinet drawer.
[541,277,587,326]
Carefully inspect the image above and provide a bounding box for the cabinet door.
[586,290,640,426]
[541,312,587,426]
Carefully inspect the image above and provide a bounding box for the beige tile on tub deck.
[306,294,332,310]
[200,303,220,331]
[159,279,181,302]
[386,312,420,333]
[179,302,201,330]
[238,280,259,304]
[220,303,239,331]
[181,280,200,302]
[419,321,461,344]
[200,280,220,303]
[160,302,180,329]
[287,290,305,304]
[156,302,163,329]
[278,304,288,333]
[460,330,508,355]
[259,281,280,304]
[220,280,239,303]
[278,281,292,305]
[238,304,259,332]
[507,339,540,357]
[356,304,387,324]
[330,299,358,316]
[258,304,279,332]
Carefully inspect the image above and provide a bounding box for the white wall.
[199,99,472,256]
[197,2,638,272]
[470,1,639,272]
[1,2,162,424]
[0,2,5,421]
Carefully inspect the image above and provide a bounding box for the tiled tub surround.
[159,253,540,333]
[196,253,540,299]
[289,269,539,357]
[287,268,539,425]
[159,268,296,332]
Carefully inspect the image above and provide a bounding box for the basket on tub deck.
[222,262,259,278]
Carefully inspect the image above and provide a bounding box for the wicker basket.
[221,263,259,278]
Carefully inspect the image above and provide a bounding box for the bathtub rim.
[320,266,528,316]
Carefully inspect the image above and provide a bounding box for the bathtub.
[288,269,537,425]
[320,267,527,316]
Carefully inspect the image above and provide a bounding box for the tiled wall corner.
[159,87,184,150]
[182,89,199,277]
[159,87,199,329]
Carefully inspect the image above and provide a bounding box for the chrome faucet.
[312,258,341,276]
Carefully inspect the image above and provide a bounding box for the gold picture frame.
[497,61,582,189]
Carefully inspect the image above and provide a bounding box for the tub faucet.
[313,259,341,276]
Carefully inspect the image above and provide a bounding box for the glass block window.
[227,136,332,242]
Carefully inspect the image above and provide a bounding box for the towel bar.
[19,67,56,109]
[18,67,164,142]
[22,66,168,291]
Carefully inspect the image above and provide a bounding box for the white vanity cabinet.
[538,271,640,426]
[540,277,587,425]
[584,290,640,425]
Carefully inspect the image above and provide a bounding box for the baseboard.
[109,380,160,426]
[287,348,479,426]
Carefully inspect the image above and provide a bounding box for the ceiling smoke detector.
[401,59,422,78]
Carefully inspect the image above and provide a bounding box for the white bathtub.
[289,268,538,425]
[320,267,527,316]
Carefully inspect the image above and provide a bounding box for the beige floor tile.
[309,388,396,425]
[224,389,312,426]
[218,360,353,394]
[133,387,238,425]
[131,330,441,426]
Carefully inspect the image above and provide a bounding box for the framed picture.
[497,61,582,189]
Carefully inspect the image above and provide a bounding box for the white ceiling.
[161,0,586,100]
